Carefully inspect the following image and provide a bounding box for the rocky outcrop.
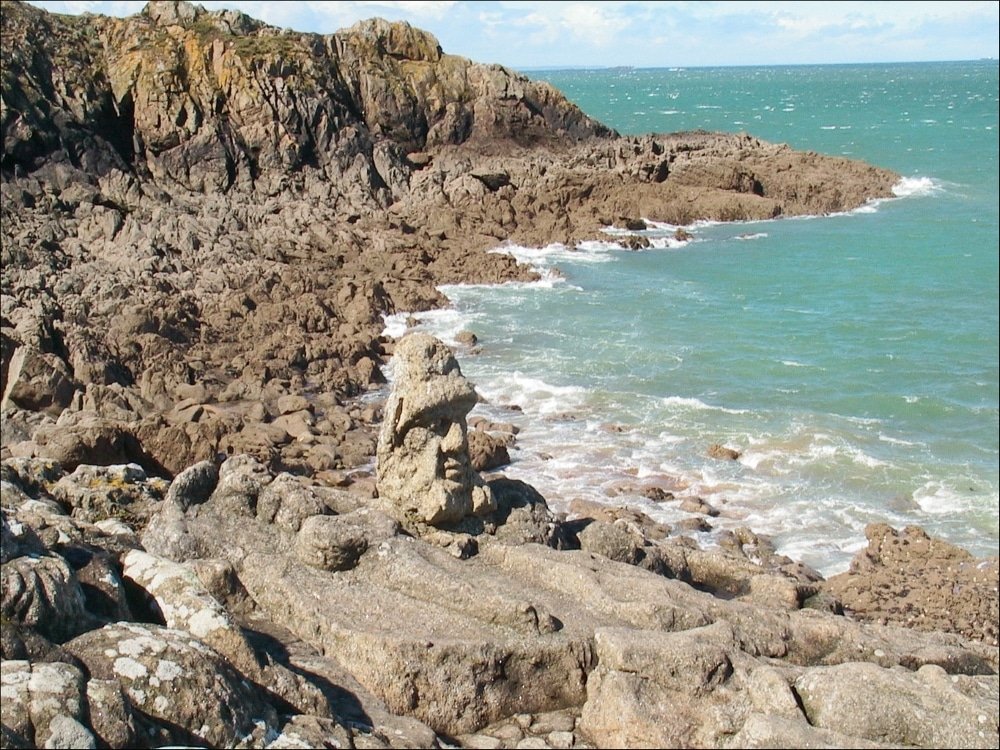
[824,523,1000,646]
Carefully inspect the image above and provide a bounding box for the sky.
[25,1,1000,70]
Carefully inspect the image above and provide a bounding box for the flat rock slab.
[238,539,597,735]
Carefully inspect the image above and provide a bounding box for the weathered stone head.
[376,333,495,526]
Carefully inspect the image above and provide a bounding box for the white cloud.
[560,3,630,46]
[22,0,1000,66]
[31,0,145,15]
[510,2,632,48]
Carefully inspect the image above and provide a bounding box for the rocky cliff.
[1,0,899,478]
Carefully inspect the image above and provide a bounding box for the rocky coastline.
[2,1,997,748]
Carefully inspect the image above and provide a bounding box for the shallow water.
[384,61,999,575]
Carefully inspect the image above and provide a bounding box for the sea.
[383,61,999,576]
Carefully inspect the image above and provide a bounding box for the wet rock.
[468,428,511,471]
[678,496,720,516]
[707,443,741,461]
[619,235,650,250]
[454,330,478,347]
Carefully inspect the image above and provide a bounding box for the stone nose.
[440,421,465,453]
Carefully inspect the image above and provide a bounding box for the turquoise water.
[387,62,999,574]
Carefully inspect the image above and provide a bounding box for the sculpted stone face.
[376,333,495,526]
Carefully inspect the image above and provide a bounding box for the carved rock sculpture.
[376,333,495,526]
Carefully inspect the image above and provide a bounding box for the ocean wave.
[439,270,575,293]
[492,242,615,266]
[891,176,942,197]
[381,307,474,343]
[782,307,825,316]
[476,372,589,416]
[661,395,749,415]
[913,480,997,516]
[878,433,923,446]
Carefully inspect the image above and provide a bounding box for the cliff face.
[1,0,612,196]
[0,0,898,478]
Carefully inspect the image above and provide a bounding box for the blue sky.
[27,1,1000,69]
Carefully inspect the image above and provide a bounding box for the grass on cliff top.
[183,17,300,59]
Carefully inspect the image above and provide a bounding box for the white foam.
[913,481,972,514]
[640,219,685,232]
[493,242,614,267]
[891,176,941,197]
[380,307,476,345]
[661,395,749,415]
[648,235,694,250]
[846,448,887,469]
[476,373,589,416]
[381,312,412,339]
[878,433,922,447]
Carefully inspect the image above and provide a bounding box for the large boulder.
[121,549,262,677]
[1,346,77,415]
[1,553,94,642]
[63,622,278,748]
[795,662,999,748]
